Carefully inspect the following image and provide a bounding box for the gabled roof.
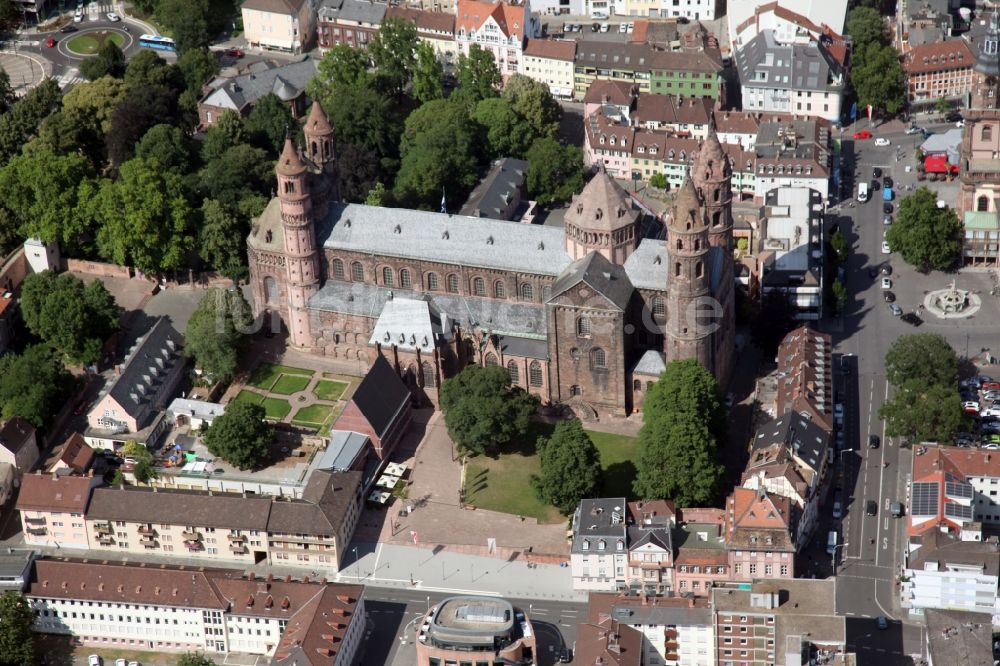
[904,39,974,74]
[523,38,577,62]
[751,411,829,474]
[102,317,183,421]
[0,417,35,457]
[385,6,456,34]
[242,0,307,14]
[201,59,316,114]
[456,0,527,41]
[318,0,387,25]
[17,472,97,514]
[583,79,637,106]
[574,617,642,666]
[272,584,364,664]
[54,433,94,474]
[349,355,411,440]
[725,487,796,550]
[550,252,634,312]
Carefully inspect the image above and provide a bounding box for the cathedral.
[247,101,736,418]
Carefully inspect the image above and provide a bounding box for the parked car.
[836,429,846,450]
[884,177,894,189]
[881,264,892,275]
[884,290,896,303]
[832,499,843,519]
[881,240,891,254]
[883,202,893,214]
[874,137,890,146]
[905,126,922,135]
[872,167,883,178]
[869,434,880,449]
[901,312,923,326]
[866,500,878,516]
[881,277,892,289]
[888,303,903,316]
[224,47,244,58]
[619,21,628,32]
[883,214,892,225]
[876,616,889,630]
[854,130,872,139]
[964,401,981,413]
[559,648,572,663]
[88,658,101,666]
[73,7,83,21]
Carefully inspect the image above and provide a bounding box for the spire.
[669,175,701,228]
[276,137,307,177]
[305,100,333,136]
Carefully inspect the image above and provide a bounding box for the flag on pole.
[850,102,857,122]
[410,530,419,545]
[867,104,873,121]
[440,189,447,214]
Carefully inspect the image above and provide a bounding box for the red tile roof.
[16,472,97,513]
[55,433,94,474]
[456,0,527,41]
[904,40,975,75]
[385,6,455,34]
[909,444,1000,536]
[523,38,576,61]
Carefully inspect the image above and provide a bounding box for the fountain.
[923,279,981,318]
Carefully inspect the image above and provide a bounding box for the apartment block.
[725,488,797,581]
[902,529,1000,623]
[572,498,630,591]
[908,444,1000,537]
[17,472,102,549]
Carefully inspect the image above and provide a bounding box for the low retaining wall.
[63,259,133,279]
[0,247,27,292]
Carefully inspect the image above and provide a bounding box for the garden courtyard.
[227,362,354,434]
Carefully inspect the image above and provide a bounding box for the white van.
[857,182,869,203]
[826,530,839,556]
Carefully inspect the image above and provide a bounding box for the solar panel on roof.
[944,503,973,520]
[944,481,973,500]
[912,482,939,517]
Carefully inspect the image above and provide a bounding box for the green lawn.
[270,374,312,395]
[291,404,334,427]
[249,363,314,390]
[261,397,292,421]
[312,379,348,401]
[232,389,263,406]
[66,31,124,55]
[464,423,639,523]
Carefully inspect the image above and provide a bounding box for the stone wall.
[63,259,132,279]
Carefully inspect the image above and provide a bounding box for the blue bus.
[138,34,176,52]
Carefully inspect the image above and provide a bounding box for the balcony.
[26,527,47,537]
[24,517,46,525]
[138,525,156,536]
[229,544,249,555]
[228,533,247,543]
[94,522,112,534]
[184,540,205,551]
[664,629,678,640]
[97,535,114,546]
[182,530,202,541]
[141,540,159,549]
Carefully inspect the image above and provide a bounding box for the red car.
[45,36,55,48]
[853,130,872,140]
[223,48,245,58]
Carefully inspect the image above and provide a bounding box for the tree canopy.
[19,271,120,366]
[0,591,35,666]
[412,41,443,104]
[369,17,419,96]
[439,365,539,456]
[80,42,126,81]
[176,654,217,666]
[532,420,602,513]
[845,7,887,50]
[185,288,253,381]
[473,97,536,159]
[502,74,561,139]
[525,138,584,205]
[0,345,75,429]
[633,359,726,505]
[851,42,906,116]
[884,333,959,386]
[885,187,963,272]
[454,45,501,105]
[204,401,273,470]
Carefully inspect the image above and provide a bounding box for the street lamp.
[831,543,845,572]
[353,546,359,580]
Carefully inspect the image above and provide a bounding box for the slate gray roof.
[572,498,628,554]
[319,203,572,276]
[551,252,634,311]
[349,355,410,440]
[497,335,548,360]
[309,282,548,337]
[968,12,1000,76]
[752,411,829,474]
[459,158,528,220]
[610,602,712,627]
[631,350,665,376]
[623,239,668,291]
[924,609,994,666]
[736,30,843,94]
[318,0,387,24]
[317,431,369,472]
[200,59,317,113]
[628,525,671,552]
[274,470,362,535]
[369,298,451,353]
[106,317,183,420]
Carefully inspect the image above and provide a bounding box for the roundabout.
[55,27,133,58]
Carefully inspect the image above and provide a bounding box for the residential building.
[584,110,636,177]
[673,508,731,595]
[904,40,975,107]
[0,549,35,592]
[49,433,95,476]
[415,596,536,666]
[712,110,762,151]
[902,530,1000,623]
[242,0,317,55]
[727,0,849,47]
[711,579,851,666]
[907,444,1000,537]
[455,0,538,79]
[958,111,1000,266]
[520,38,577,98]
[575,611,643,666]
[84,470,363,570]
[167,398,225,430]
[583,79,637,121]
[407,0,456,13]
[774,325,833,431]
[648,29,725,101]
[316,0,386,51]
[967,12,1000,110]
[573,42,657,99]
[587,592,714,666]
[459,158,535,222]
[757,187,825,319]
[0,464,13,507]
[385,6,457,64]
[28,558,365,663]
[898,0,952,51]
[0,416,38,474]
[572,498,630,590]
[725,487,797,580]
[743,411,830,550]
[198,59,318,128]
[84,317,186,451]
[754,119,832,201]
[924,609,994,666]
[627,129,757,197]
[16,472,102,549]
[736,30,845,123]
[625,500,674,594]
[331,355,412,459]
[531,0,585,15]
[247,104,737,417]
[732,2,849,63]
[633,94,712,135]
[653,0,720,21]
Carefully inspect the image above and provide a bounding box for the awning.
[385,462,407,476]
[368,491,391,504]
[376,474,401,490]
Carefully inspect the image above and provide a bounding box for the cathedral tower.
[664,175,713,371]
[276,138,320,349]
[563,168,640,265]
[302,100,340,210]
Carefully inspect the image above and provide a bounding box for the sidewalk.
[338,542,584,602]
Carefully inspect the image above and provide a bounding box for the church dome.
[277,138,307,177]
[565,168,639,233]
[668,175,706,232]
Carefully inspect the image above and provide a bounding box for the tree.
[201,110,250,162]
[454,44,501,105]
[750,290,796,357]
[176,655,216,666]
[0,0,21,33]
[845,7,886,52]
[125,49,182,90]
[0,78,61,162]
[319,84,400,167]
[502,74,561,139]
[0,68,16,115]
[852,42,906,115]
[0,345,75,429]
[935,96,950,115]
[121,440,156,482]
[185,288,253,381]
[0,591,36,666]
[439,365,539,456]
[394,99,481,208]
[156,0,211,51]
[532,420,601,513]
[308,44,373,102]
[369,17,419,96]
[886,187,963,271]
[829,228,848,265]
[19,271,120,366]
[884,333,959,387]
[412,41,443,104]
[879,380,967,444]
[92,157,195,274]
[525,138,584,205]
[197,143,274,213]
[648,172,667,189]
[80,42,126,81]
[365,181,389,206]
[473,97,535,159]
[204,401,272,470]
[106,84,181,166]
[633,359,726,505]
[199,199,249,280]
[338,142,383,203]
[831,279,848,314]
[246,93,294,155]
[175,48,219,95]
[135,123,196,173]
[62,76,128,136]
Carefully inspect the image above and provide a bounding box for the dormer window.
[616,539,624,551]
[600,135,606,145]
[650,146,657,155]
[610,136,616,146]
[680,151,686,160]
[621,138,627,148]
[638,145,645,154]
[668,149,675,158]
[598,539,606,550]
[583,539,590,550]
